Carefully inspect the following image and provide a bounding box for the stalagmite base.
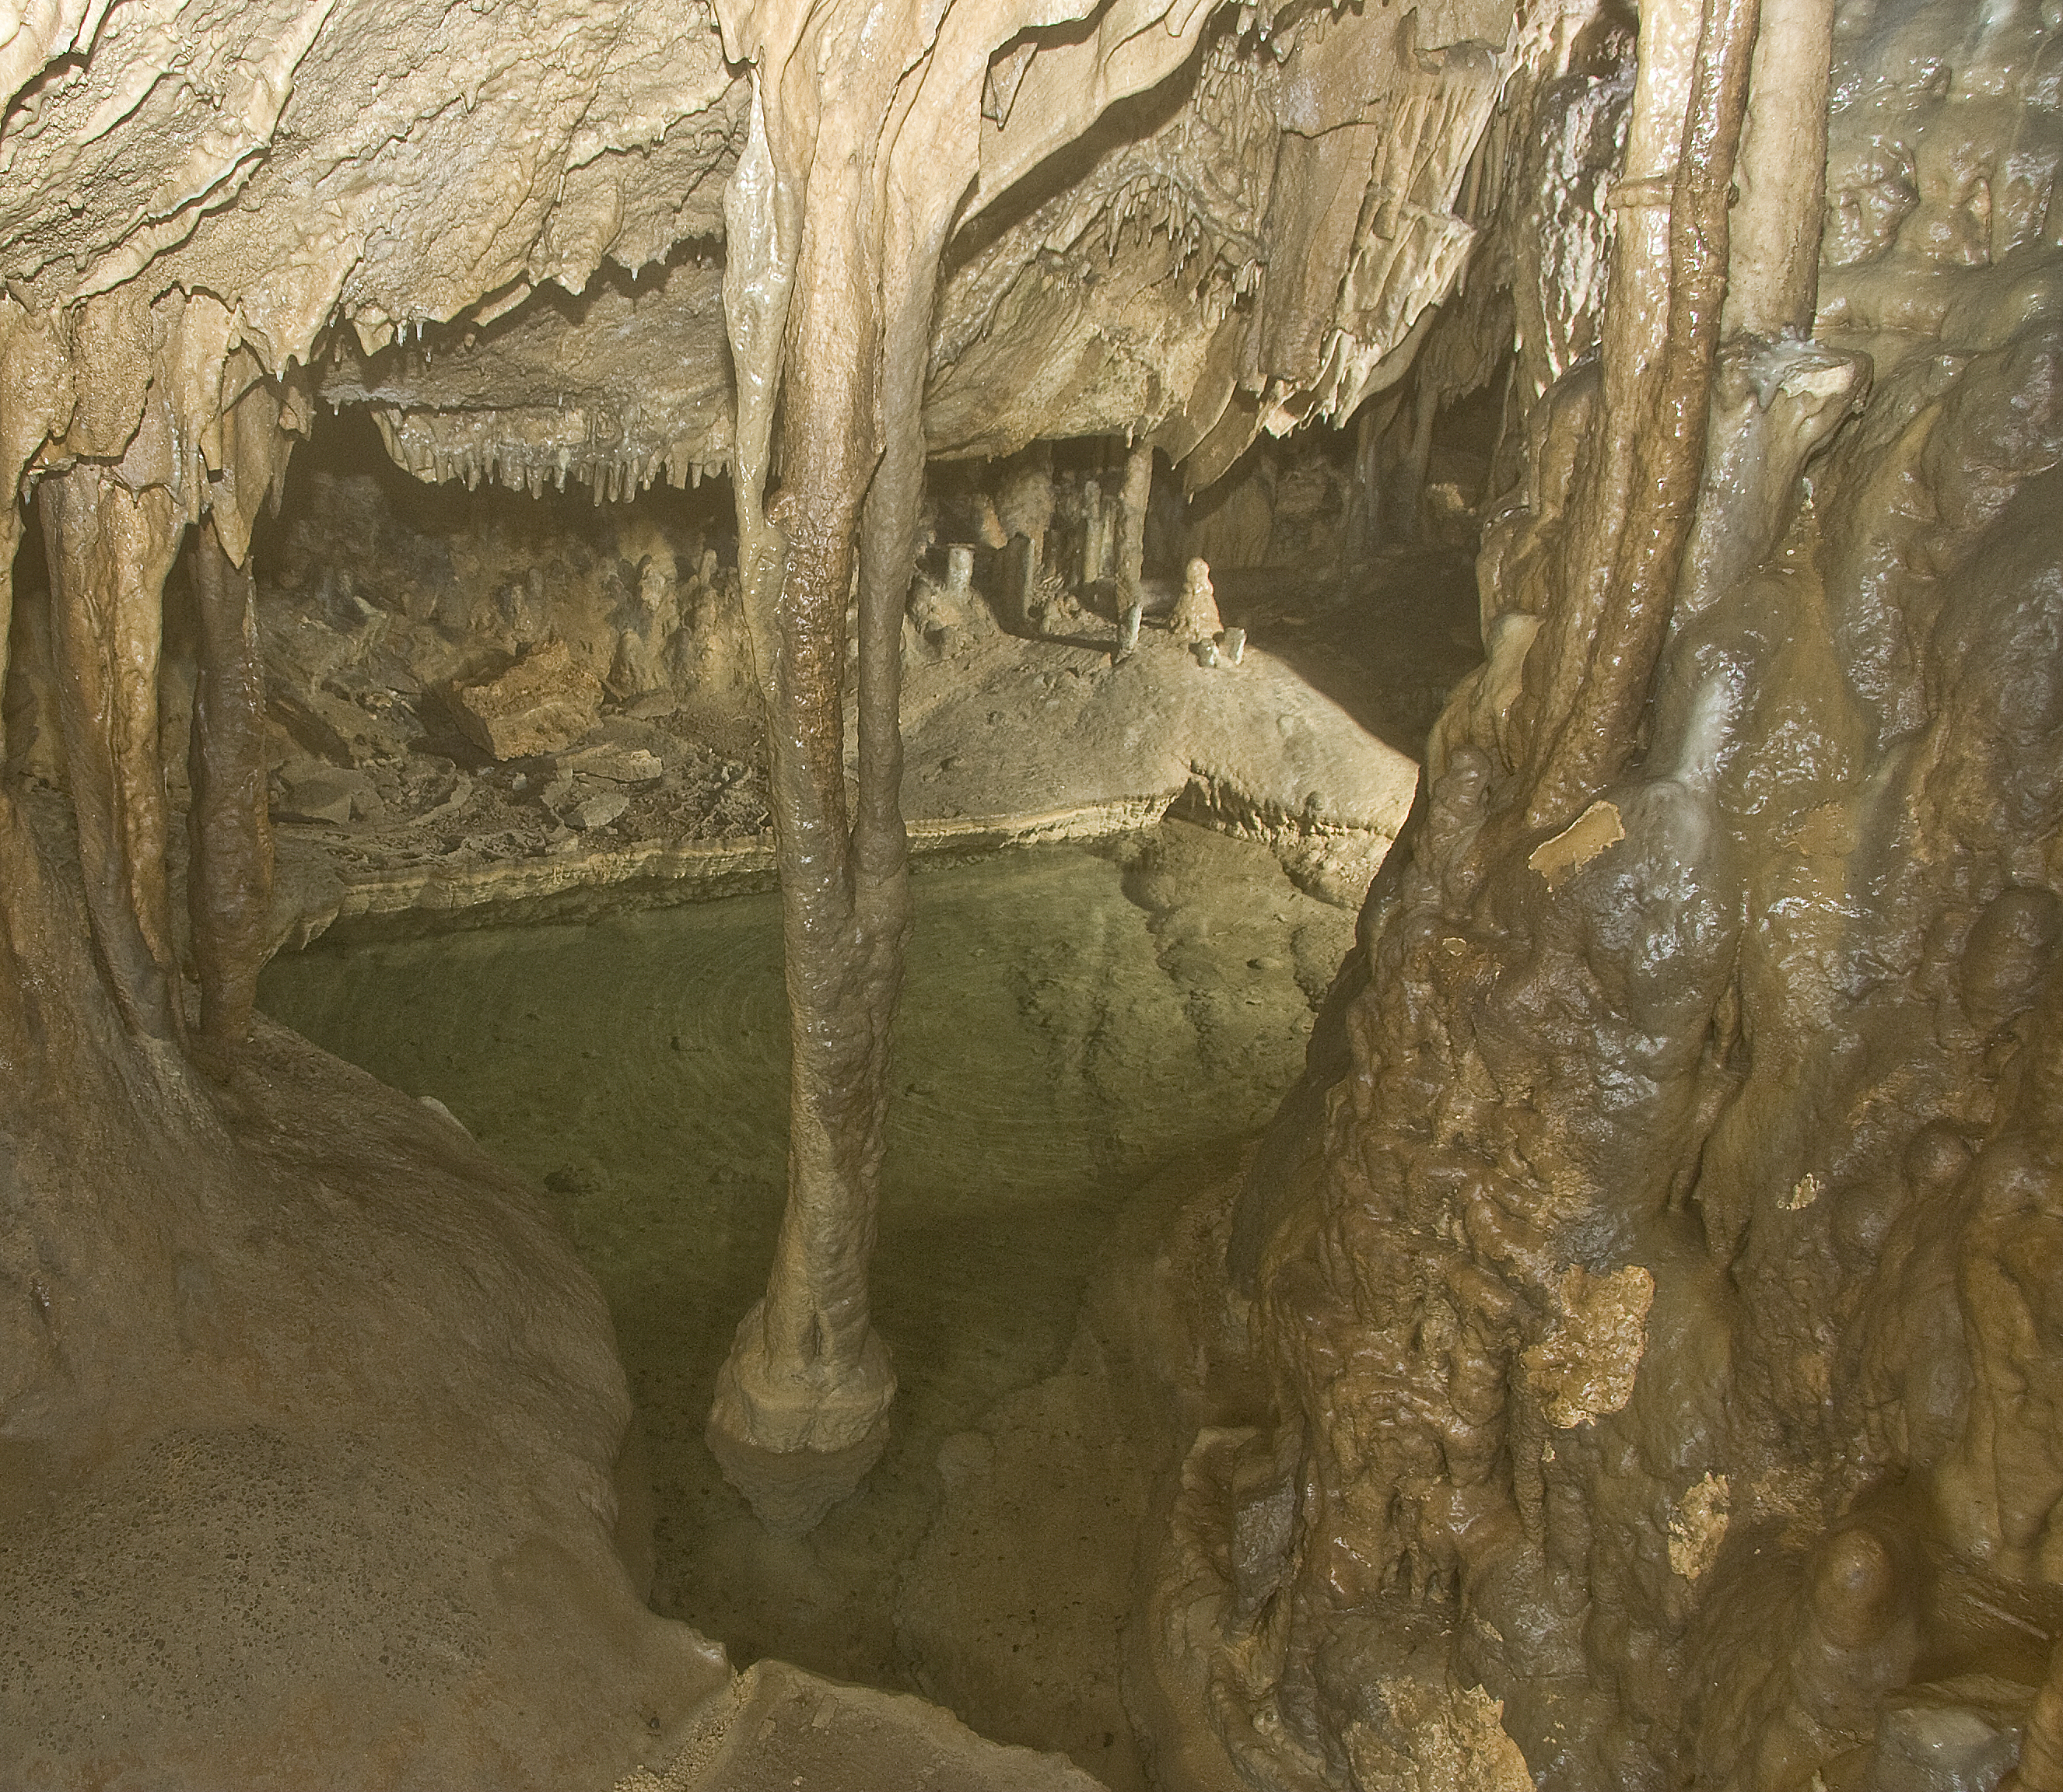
[707,1325,896,1533]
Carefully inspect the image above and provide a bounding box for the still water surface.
[260,836,1321,1681]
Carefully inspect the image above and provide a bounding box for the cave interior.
[5,0,2063,1787]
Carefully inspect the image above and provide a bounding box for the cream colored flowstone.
[699,0,1215,1530]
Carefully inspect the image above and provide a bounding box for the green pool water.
[258,828,1343,1687]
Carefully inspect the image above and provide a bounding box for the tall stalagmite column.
[187,515,275,1053]
[704,0,1215,1531]
[702,69,909,1531]
[37,468,186,1043]
[699,3,1000,1528]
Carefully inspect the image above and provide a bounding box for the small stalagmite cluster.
[3,0,2063,1785]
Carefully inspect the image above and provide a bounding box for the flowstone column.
[702,0,1221,1537]
[187,514,275,1055]
[702,65,922,1534]
[37,467,187,1043]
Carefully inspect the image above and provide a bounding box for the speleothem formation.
[5,0,2063,1784]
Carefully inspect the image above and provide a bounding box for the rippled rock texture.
[1204,3,2063,1789]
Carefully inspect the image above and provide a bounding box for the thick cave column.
[1222,0,1853,1778]
[702,44,958,1532]
[27,342,297,1061]
[16,323,296,1062]
[704,75,907,1528]
[704,0,1090,1532]
[36,467,186,1042]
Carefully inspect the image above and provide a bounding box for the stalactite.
[36,467,184,1043]
[1116,440,1153,614]
[1725,0,1836,338]
[185,513,274,1053]
[1515,0,1764,834]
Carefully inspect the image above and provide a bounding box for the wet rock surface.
[1168,9,2063,1792]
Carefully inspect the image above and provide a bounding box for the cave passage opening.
[122,388,1488,1774]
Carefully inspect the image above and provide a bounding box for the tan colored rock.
[1521,1264,1655,1430]
[1667,1472,1731,1583]
[448,640,604,761]
[624,1657,1106,1792]
[1526,798,1626,886]
[1168,558,1221,645]
[1342,1680,1533,1792]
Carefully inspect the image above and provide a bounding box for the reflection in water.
[259,837,1325,1684]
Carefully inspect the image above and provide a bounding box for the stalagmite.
[1116,441,1153,619]
[1169,556,1221,644]
[185,514,274,1053]
[36,468,185,1043]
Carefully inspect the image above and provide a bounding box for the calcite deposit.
[5,0,2063,1783]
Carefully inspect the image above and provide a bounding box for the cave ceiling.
[2,0,1551,525]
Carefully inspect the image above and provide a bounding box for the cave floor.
[1208,545,1485,762]
[254,544,1475,940]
